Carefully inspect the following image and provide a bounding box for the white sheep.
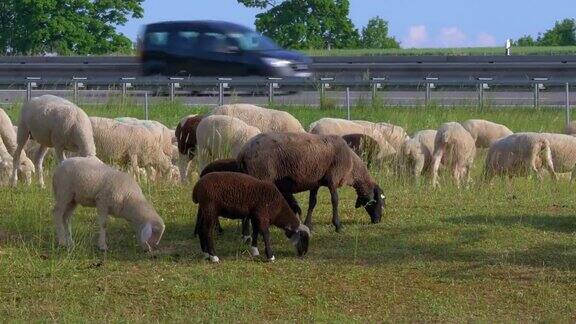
[353,120,409,151]
[11,95,96,188]
[196,115,261,171]
[115,117,177,162]
[399,129,438,180]
[460,119,513,148]
[0,109,35,184]
[541,133,576,178]
[309,118,397,160]
[431,122,476,188]
[211,104,305,133]
[90,117,173,181]
[52,156,165,251]
[484,133,555,180]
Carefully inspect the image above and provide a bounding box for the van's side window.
[147,32,169,47]
[197,32,230,52]
[172,31,199,50]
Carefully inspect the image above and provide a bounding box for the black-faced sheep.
[431,122,476,188]
[175,115,204,183]
[52,157,165,252]
[460,119,513,148]
[11,95,96,188]
[211,104,305,133]
[237,132,386,232]
[193,172,310,262]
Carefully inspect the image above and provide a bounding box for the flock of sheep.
[3,94,575,263]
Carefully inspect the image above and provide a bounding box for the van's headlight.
[263,58,292,68]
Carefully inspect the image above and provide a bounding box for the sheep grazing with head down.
[116,117,177,161]
[460,119,513,148]
[353,120,409,152]
[193,171,310,263]
[399,129,438,181]
[484,133,555,180]
[310,118,397,162]
[0,109,34,184]
[175,115,204,183]
[211,104,305,133]
[11,95,96,188]
[237,132,386,232]
[196,115,261,171]
[431,122,476,188]
[52,157,165,252]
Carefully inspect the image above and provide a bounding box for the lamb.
[310,118,396,161]
[341,134,380,168]
[116,117,177,161]
[211,104,305,133]
[90,117,173,180]
[52,157,165,252]
[193,171,310,262]
[175,115,204,183]
[431,122,476,188]
[484,133,555,180]
[399,129,438,180]
[540,133,576,178]
[460,119,513,148]
[237,132,386,232]
[196,115,261,171]
[11,95,96,187]
[353,120,409,151]
[200,158,243,177]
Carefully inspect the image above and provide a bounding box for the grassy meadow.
[1,100,576,321]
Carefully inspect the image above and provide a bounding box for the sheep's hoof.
[267,256,276,263]
[242,235,252,245]
[204,253,220,263]
[97,243,108,252]
[249,246,260,257]
[334,225,343,233]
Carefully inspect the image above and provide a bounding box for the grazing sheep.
[200,158,243,177]
[196,115,261,171]
[431,122,476,188]
[90,117,172,181]
[193,172,310,262]
[116,117,177,161]
[353,120,409,151]
[175,115,204,183]
[484,133,555,180]
[52,157,165,251]
[541,133,576,177]
[342,133,380,168]
[310,118,396,161]
[238,132,386,232]
[460,119,513,148]
[11,95,96,188]
[0,109,35,183]
[211,104,304,133]
[399,129,438,180]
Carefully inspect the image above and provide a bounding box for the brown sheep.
[237,132,386,232]
[175,115,204,183]
[193,172,310,262]
[342,133,380,168]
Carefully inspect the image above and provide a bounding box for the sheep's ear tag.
[380,194,386,200]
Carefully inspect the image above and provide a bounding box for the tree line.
[0,0,574,55]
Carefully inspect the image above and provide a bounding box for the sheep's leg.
[431,147,445,188]
[11,125,30,186]
[53,202,75,247]
[329,187,342,232]
[257,220,274,261]
[129,154,140,180]
[54,147,66,164]
[96,206,109,251]
[453,167,461,188]
[177,153,190,184]
[249,217,260,257]
[33,146,49,189]
[242,218,251,244]
[198,209,219,262]
[282,192,302,216]
[304,187,319,231]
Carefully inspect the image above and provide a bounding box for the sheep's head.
[139,218,165,252]
[355,184,385,224]
[287,224,310,257]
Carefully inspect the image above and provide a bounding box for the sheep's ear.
[140,223,153,251]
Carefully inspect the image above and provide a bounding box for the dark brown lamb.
[175,115,204,183]
[237,132,386,232]
[192,172,310,262]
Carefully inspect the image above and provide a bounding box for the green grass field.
[1,101,576,321]
[304,46,576,56]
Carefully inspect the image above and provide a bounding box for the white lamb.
[309,117,397,160]
[90,117,173,181]
[211,104,305,133]
[431,122,477,188]
[0,109,35,184]
[52,157,165,251]
[196,115,261,171]
[353,120,409,151]
[484,133,555,180]
[460,119,513,148]
[11,95,96,188]
[115,117,177,161]
[541,133,576,178]
[399,129,438,180]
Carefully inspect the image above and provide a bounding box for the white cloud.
[403,25,428,48]
[438,27,467,47]
[477,32,497,47]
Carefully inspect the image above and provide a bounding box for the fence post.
[477,78,492,110]
[346,87,351,120]
[169,77,183,102]
[72,77,87,103]
[566,83,571,128]
[533,83,539,109]
[424,77,438,107]
[144,92,149,120]
[268,77,281,105]
[25,77,40,102]
[121,77,135,105]
[217,78,231,106]
[371,77,385,108]
[319,77,334,108]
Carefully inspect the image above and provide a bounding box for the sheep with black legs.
[52,157,165,252]
[237,132,386,232]
[11,95,96,188]
[175,115,204,183]
[193,172,310,263]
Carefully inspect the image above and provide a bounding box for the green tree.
[514,35,536,46]
[0,0,144,55]
[361,16,399,49]
[538,18,576,46]
[238,0,360,49]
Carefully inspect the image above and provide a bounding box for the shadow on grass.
[444,214,576,234]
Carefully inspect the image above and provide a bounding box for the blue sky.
[118,0,574,48]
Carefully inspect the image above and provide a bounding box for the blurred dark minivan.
[140,21,312,77]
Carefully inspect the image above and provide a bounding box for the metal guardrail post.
[424,77,437,107]
[268,78,281,105]
[217,78,231,106]
[25,77,40,102]
[533,84,539,109]
[121,77,135,105]
[319,78,334,108]
[476,78,492,109]
[72,77,87,102]
[144,92,149,120]
[566,83,571,128]
[169,77,183,102]
[371,77,385,108]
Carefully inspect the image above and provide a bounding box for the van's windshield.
[228,31,280,51]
